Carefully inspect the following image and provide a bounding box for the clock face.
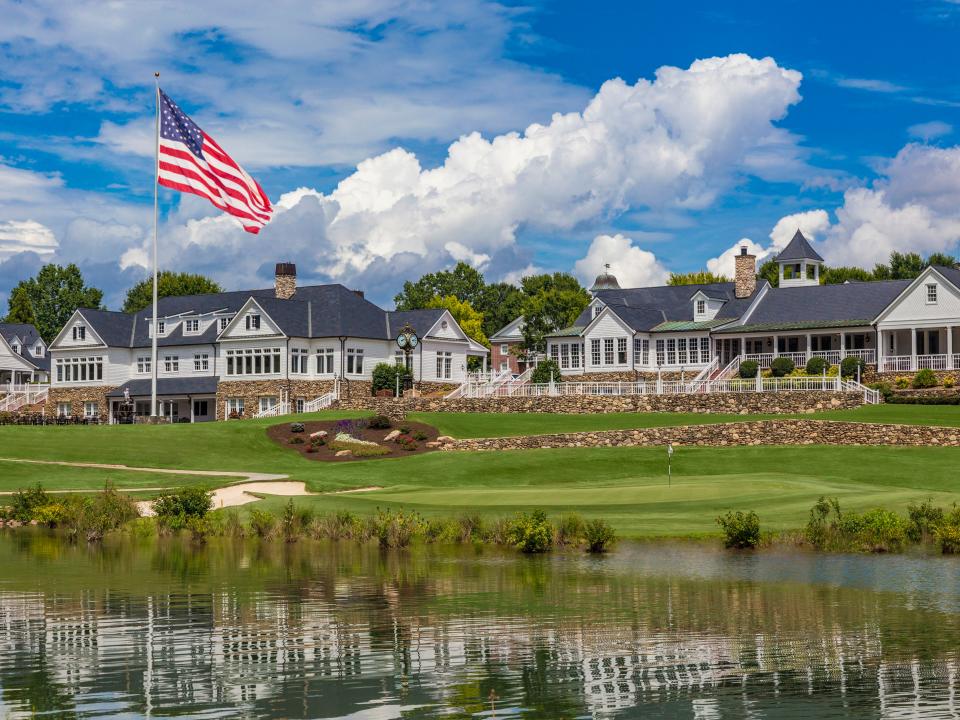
[396,334,408,348]
[409,334,419,348]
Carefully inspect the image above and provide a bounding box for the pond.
[1,534,959,718]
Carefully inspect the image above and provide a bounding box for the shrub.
[531,359,561,385]
[584,519,617,553]
[370,508,422,548]
[371,362,411,396]
[913,368,938,389]
[840,355,866,379]
[153,486,213,530]
[34,502,68,527]
[9,483,50,522]
[456,513,487,543]
[508,509,554,553]
[738,359,759,379]
[847,508,909,552]
[907,499,945,543]
[945,376,957,389]
[393,434,418,451]
[936,524,960,554]
[61,485,140,542]
[412,430,428,441]
[368,415,392,430]
[769,357,795,377]
[186,516,210,543]
[248,508,277,538]
[555,513,585,546]
[290,422,305,433]
[805,356,828,375]
[716,510,760,549]
[281,498,313,542]
[288,436,305,445]
[895,376,911,389]
[399,425,411,434]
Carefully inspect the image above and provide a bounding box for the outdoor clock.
[409,334,419,348]
[396,334,408,349]
[396,323,419,351]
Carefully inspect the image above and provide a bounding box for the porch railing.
[880,354,955,372]
[740,349,873,370]
[0,384,49,412]
[253,401,289,419]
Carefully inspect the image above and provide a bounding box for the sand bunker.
[138,481,313,516]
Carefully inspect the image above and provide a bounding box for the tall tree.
[757,258,780,288]
[6,264,103,342]
[887,251,926,279]
[519,272,590,357]
[476,281,526,337]
[4,287,36,326]
[393,262,486,311]
[122,271,223,313]
[667,270,729,285]
[820,266,874,284]
[425,295,489,345]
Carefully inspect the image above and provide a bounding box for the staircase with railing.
[446,367,514,399]
[686,357,719,393]
[303,379,340,412]
[0,384,49,413]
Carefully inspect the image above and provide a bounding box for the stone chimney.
[352,289,365,299]
[734,245,756,299]
[275,262,296,299]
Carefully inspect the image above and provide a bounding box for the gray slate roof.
[106,377,219,397]
[776,230,824,263]
[565,281,764,333]
[0,322,50,371]
[714,279,911,333]
[74,285,448,350]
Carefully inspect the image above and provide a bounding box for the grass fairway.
[809,404,960,427]
[0,460,226,493]
[1,408,959,537]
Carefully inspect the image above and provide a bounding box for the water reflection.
[0,535,959,718]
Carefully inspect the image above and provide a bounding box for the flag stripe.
[158,163,268,227]
[158,176,264,233]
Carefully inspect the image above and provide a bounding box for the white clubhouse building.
[545,231,960,377]
[46,263,487,421]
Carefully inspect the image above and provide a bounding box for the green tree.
[667,270,729,285]
[476,281,526,337]
[393,262,486,311]
[424,294,489,345]
[6,263,103,342]
[519,273,590,357]
[122,271,223,313]
[820,266,874,284]
[888,251,926,279]
[757,258,780,287]
[926,252,958,269]
[4,286,36,325]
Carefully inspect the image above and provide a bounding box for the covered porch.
[720,327,877,369]
[106,377,218,424]
[878,325,960,372]
[1,369,43,385]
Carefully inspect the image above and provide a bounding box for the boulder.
[309,430,328,439]
[437,435,455,443]
[335,449,353,458]
[384,429,401,441]
[425,441,441,448]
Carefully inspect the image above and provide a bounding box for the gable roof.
[776,230,824,263]
[388,309,446,338]
[0,322,50,371]
[714,279,910,333]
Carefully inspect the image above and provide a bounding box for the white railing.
[880,355,913,372]
[717,354,742,380]
[303,391,337,412]
[779,351,809,366]
[501,366,534,396]
[918,354,948,370]
[253,401,289,419]
[0,385,49,412]
[743,353,774,368]
[842,379,881,405]
[880,354,953,372]
[845,349,876,363]
[811,350,841,365]
[687,356,719,393]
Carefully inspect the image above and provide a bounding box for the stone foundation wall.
[560,371,685,382]
[48,386,117,418]
[448,419,960,451]
[864,368,960,385]
[337,390,862,420]
[216,379,371,419]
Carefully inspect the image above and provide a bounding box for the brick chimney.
[734,245,756,299]
[275,262,296,299]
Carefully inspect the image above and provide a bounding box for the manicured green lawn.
[0,460,225,492]
[2,408,960,537]
[809,404,960,427]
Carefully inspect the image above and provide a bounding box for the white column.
[806,334,812,362]
[911,329,918,371]
[948,327,954,370]
[877,330,884,370]
[772,334,779,359]
[840,331,846,359]
[190,397,195,424]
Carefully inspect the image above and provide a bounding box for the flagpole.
[150,72,160,419]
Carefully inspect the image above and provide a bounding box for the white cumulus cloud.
[574,234,669,289]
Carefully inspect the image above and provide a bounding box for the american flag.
[157,89,273,233]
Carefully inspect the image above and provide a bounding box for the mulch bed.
[266,418,441,462]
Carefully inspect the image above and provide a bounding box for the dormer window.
[34,345,43,357]
[72,325,86,341]
[185,319,200,334]
[696,300,706,316]
[156,320,165,335]
[245,314,261,331]
[219,317,231,331]
[927,284,938,304]
[593,305,603,319]
[11,343,19,354]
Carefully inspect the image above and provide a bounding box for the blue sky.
[2,0,960,309]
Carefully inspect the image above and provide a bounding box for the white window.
[259,396,278,414]
[643,339,650,365]
[34,344,43,357]
[500,343,509,355]
[290,348,308,373]
[655,339,665,366]
[571,343,581,369]
[137,356,151,374]
[83,401,98,418]
[604,338,614,365]
[591,339,601,366]
[678,338,687,365]
[500,361,510,371]
[617,338,627,364]
[227,397,244,416]
[164,355,179,372]
[11,343,19,354]
[55,356,103,383]
[72,325,86,341]
[700,337,710,364]
[696,300,706,316]
[667,339,677,365]
[225,347,282,375]
[185,318,200,334]
[560,343,570,369]
[593,305,603,319]
[245,314,261,331]
[317,348,335,374]
[57,402,72,416]
[193,353,209,372]
[346,348,364,375]
[550,344,559,363]
[436,351,452,379]
[156,320,165,335]
[927,284,938,304]
[193,400,209,417]
[219,317,230,331]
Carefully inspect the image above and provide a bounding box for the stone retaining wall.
[864,368,960,385]
[560,371,685,382]
[337,390,863,420]
[48,386,117,418]
[447,419,960,451]
[216,379,366,420]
